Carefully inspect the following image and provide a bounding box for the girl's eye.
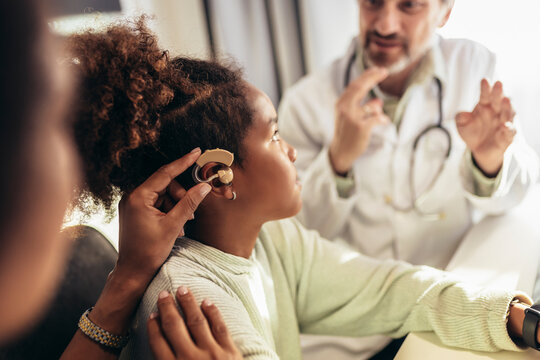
[272,129,280,142]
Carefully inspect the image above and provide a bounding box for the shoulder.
[439,37,496,74]
[260,218,321,258]
[261,217,311,242]
[140,247,240,313]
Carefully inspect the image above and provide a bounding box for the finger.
[140,148,202,195]
[159,194,177,214]
[176,286,217,349]
[342,67,388,105]
[455,112,473,127]
[164,183,211,230]
[201,299,236,350]
[167,179,187,203]
[156,290,198,355]
[147,314,176,360]
[363,98,384,115]
[500,97,515,124]
[490,81,504,113]
[377,113,391,125]
[360,99,384,123]
[496,124,516,150]
[479,79,491,105]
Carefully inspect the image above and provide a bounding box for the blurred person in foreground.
[0,2,241,359]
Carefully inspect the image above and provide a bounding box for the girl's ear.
[200,162,236,200]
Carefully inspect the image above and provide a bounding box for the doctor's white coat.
[279,37,538,270]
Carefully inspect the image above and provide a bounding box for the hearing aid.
[192,148,234,185]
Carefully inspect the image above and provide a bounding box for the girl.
[68,21,536,360]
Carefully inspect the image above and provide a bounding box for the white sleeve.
[279,87,360,239]
[460,119,539,214]
[457,47,539,214]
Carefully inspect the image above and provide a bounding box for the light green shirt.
[122,218,529,360]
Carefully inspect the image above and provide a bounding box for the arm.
[61,150,213,359]
[507,301,540,347]
[460,126,539,214]
[458,80,539,214]
[147,287,242,360]
[278,69,389,239]
[130,267,280,360]
[275,219,532,352]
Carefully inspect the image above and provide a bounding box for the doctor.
[278,0,538,358]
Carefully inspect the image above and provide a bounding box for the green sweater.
[121,218,529,359]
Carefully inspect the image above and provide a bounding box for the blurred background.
[50,0,540,244]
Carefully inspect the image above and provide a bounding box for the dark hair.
[68,19,253,215]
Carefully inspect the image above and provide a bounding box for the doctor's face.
[358,0,452,74]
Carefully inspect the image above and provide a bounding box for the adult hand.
[116,148,212,283]
[456,79,516,177]
[329,67,389,175]
[61,150,212,360]
[148,287,243,360]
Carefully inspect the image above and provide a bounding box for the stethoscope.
[344,48,452,220]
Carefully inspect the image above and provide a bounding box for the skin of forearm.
[60,265,152,359]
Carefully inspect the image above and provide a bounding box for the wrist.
[328,147,352,176]
[471,151,504,178]
[507,300,540,347]
[89,265,152,334]
[507,300,528,338]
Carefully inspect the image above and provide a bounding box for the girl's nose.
[288,143,297,163]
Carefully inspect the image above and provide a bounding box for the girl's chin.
[285,198,303,218]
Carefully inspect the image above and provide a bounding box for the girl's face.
[232,84,302,222]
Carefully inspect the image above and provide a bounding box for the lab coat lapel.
[397,81,441,147]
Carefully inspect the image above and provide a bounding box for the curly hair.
[68,19,253,215]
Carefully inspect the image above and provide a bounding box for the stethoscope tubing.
[342,46,451,219]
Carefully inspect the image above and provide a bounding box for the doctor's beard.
[362,32,437,75]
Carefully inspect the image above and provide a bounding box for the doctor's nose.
[373,5,401,36]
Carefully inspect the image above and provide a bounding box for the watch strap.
[522,303,540,350]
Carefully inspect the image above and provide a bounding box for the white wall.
[439,0,540,153]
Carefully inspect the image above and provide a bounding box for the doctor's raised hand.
[329,67,390,175]
[456,79,516,177]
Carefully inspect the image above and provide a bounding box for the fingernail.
[190,147,201,154]
[202,299,213,307]
[200,184,211,196]
[159,290,170,300]
[149,312,159,319]
[177,286,189,296]
[189,213,195,220]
